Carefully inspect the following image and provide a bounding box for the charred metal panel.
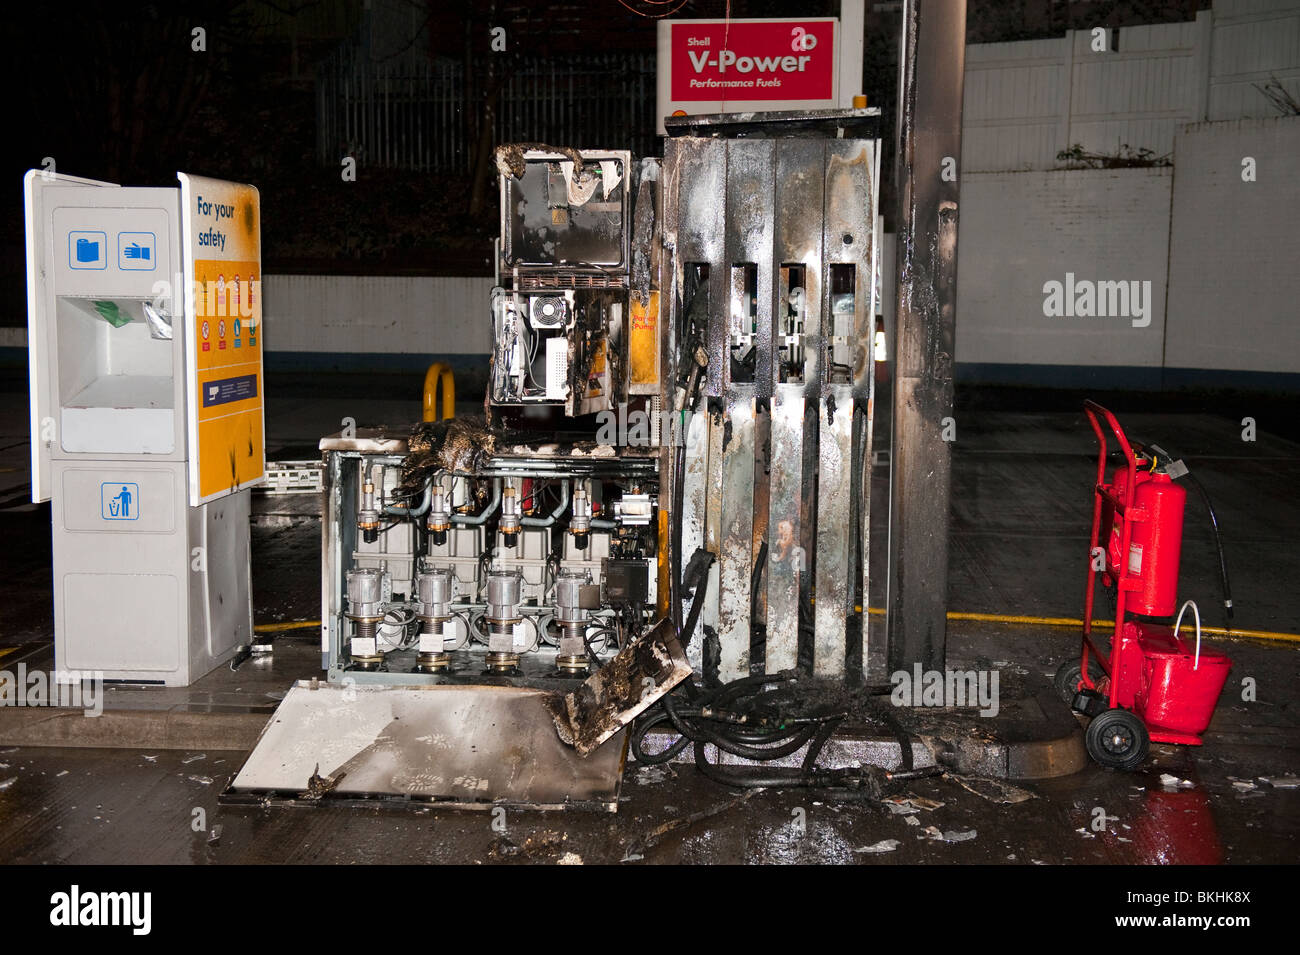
[671,139,728,400]
[765,138,825,674]
[820,139,880,680]
[715,139,772,680]
[723,140,776,396]
[553,618,692,757]
[663,112,880,684]
[717,397,755,682]
[681,405,709,671]
[814,383,854,676]
[765,388,804,673]
[887,0,966,674]
[702,407,725,648]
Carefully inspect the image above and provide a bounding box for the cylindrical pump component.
[345,567,386,669]
[485,571,524,672]
[358,472,381,544]
[554,569,592,673]
[415,568,455,672]
[1105,468,1186,617]
[427,480,450,546]
[570,480,592,550]
[499,478,521,547]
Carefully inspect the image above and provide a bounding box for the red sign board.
[669,20,836,103]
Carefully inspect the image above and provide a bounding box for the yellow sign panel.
[629,291,660,387]
[179,173,265,505]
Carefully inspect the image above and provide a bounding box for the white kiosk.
[24,170,265,685]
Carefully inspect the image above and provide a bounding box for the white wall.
[954,167,1172,369]
[1208,0,1300,120]
[962,1,1300,174]
[962,18,1207,173]
[261,274,493,355]
[1165,115,1300,373]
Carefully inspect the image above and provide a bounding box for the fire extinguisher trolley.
[1056,401,1233,770]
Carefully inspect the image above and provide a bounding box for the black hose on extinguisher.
[1185,472,1234,623]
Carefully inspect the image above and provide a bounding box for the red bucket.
[1134,627,1231,737]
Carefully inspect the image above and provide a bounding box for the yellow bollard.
[422,363,456,422]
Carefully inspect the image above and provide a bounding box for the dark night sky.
[3,0,1207,326]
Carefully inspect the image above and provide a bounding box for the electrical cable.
[1185,472,1235,622]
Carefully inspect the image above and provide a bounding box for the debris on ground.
[1228,777,1256,792]
[1158,773,1194,789]
[187,775,214,785]
[622,790,759,860]
[0,777,15,791]
[853,838,901,854]
[141,755,158,763]
[946,773,1035,804]
[634,764,678,785]
[208,825,222,845]
[919,825,977,843]
[556,851,584,865]
[1259,775,1300,789]
[181,753,206,765]
[488,829,568,861]
[300,764,344,801]
[882,793,944,814]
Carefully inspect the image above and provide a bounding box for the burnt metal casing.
[492,148,635,418]
[660,110,881,683]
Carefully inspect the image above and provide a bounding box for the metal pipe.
[383,476,432,518]
[451,479,502,525]
[423,362,456,422]
[520,479,571,527]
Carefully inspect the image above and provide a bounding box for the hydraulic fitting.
[570,479,592,550]
[499,478,521,548]
[358,470,380,544]
[427,479,450,546]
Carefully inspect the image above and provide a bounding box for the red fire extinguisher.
[1103,467,1187,616]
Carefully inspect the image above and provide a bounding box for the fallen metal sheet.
[553,618,693,757]
[223,681,626,811]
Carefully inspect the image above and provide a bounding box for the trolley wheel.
[1085,708,1150,771]
[1053,657,1105,704]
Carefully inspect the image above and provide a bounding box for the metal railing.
[317,50,658,173]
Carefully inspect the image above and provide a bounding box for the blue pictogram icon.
[118,232,156,271]
[102,482,140,521]
[69,231,108,270]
